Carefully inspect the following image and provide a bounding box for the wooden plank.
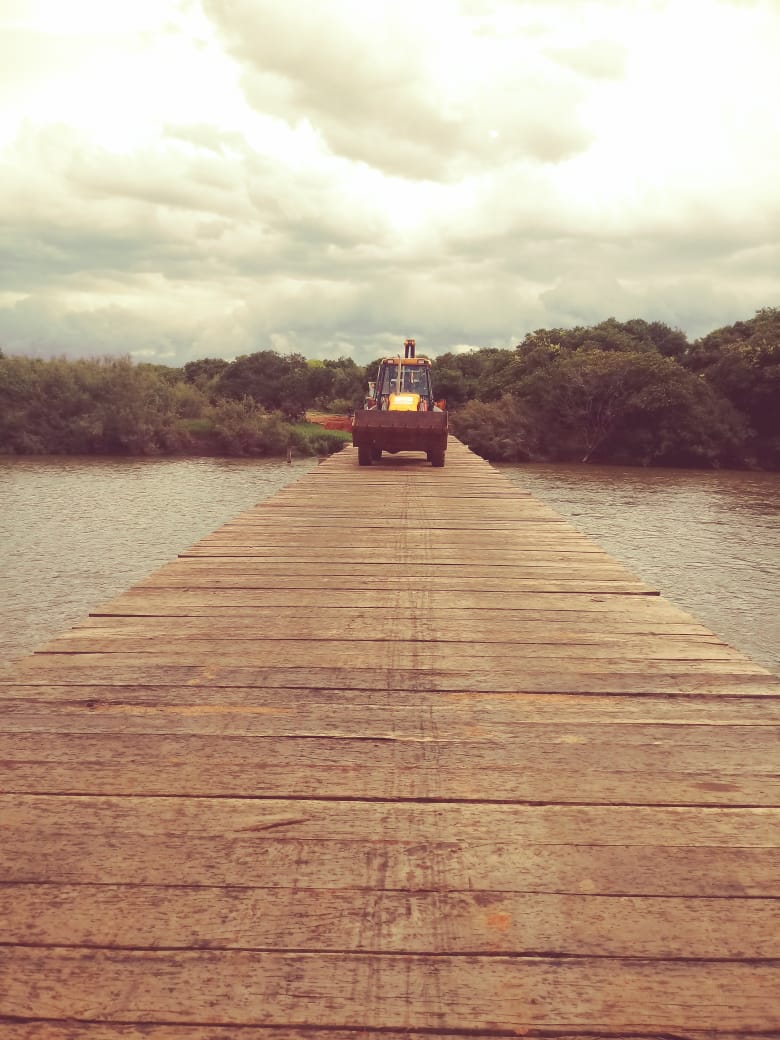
[2,884,778,958]
[177,553,629,570]
[71,614,721,640]
[132,573,658,594]
[268,493,544,504]
[3,795,777,850]
[3,710,777,747]
[36,633,746,662]
[2,685,779,721]
[145,563,645,582]
[1,948,778,1031]
[184,527,592,540]
[2,729,778,804]
[6,656,777,693]
[2,685,779,723]
[4,821,776,896]
[178,543,614,556]
[258,506,584,520]
[187,534,592,550]
[222,515,581,528]
[0,1029,774,1040]
[86,588,700,617]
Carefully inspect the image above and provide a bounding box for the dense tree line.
[1,309,778,467]
[0,353,357,457]
[441,310,780,469]
[184,352,366,420]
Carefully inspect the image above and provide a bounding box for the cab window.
[380,365,430,395]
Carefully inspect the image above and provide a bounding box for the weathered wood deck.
[1,439,779,1038]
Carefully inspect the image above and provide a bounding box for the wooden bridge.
[1,440,779,1037]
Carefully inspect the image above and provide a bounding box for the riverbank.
[0,420,351,460]
[182,418,351,457]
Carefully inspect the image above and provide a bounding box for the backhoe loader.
[352,339,448,467]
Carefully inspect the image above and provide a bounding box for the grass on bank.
[293,421,352,441]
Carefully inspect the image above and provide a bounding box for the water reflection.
[499,462,780,676]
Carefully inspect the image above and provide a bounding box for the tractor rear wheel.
[428,450,445,467]
[358,445,372,466]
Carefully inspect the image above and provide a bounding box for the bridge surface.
[1,440,779,1038]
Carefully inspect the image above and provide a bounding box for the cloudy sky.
[1,0,778,367]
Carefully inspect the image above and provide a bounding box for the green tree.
[450,395,538,462]
[216,351,312,420]
[622,318,688,358]
[518,349,639,461]
[517,348,746,465]
[183,357,230,390]
[517,318,687,357]
[431,349,515,403]
[321,358,365,410]
[685,309,780,466]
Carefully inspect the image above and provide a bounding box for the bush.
[325,397,356,415]
[450,395,538,462]
[302,430,350,456]
[209,398,293,456]
[0,354,197,455]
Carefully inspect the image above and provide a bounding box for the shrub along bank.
[0,356,349,458]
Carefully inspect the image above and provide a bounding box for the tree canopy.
[440,311,777,468]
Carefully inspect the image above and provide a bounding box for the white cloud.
[204,0,595,178]
[0,0,778,366]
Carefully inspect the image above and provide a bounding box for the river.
[1,454,778,675]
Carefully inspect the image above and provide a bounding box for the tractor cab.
[376,360,433,411]
[367,339,438,413]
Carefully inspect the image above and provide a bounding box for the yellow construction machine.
[352,339,448,467]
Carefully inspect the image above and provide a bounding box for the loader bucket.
[352,409,448,466]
